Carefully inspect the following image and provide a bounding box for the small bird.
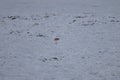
[54,37,60,44]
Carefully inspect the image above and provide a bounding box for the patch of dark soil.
[51,57,59,61]
[7,16,20,20]
[36,34,46,37]
[75,16,87,18]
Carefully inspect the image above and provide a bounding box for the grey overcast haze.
[0,0,120,80]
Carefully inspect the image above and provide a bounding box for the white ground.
[0,0,120,80]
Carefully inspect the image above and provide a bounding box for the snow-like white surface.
[0,0,120,80]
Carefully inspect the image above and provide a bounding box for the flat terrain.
[0,0,120,80]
